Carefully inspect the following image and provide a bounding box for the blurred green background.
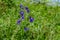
[0,0,60,40]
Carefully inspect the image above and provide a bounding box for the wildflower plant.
[17,4,34,34]
[0,0,60,40]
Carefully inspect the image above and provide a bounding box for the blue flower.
[26,9,29,13]
[24,27,29,31]
[29,17,34,22]
[17,19,21,24]
[20,11,24,16]
[20,4,23,9]
[25,7,28,10]
[21,16,24,20]
[25,7,30,13]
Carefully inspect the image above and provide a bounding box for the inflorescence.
[17,4,34,31]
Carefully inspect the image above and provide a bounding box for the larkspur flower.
[20,4,23,9]
[24,27,29,31]
[25,7,28,10]
[26,9,29,13]
[20,11,24,16]
[17,19,21,24]
[29,17,34,22]
[21,16,24,19]
[25,7,30,13]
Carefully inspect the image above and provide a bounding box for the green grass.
[0,0,60,40]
